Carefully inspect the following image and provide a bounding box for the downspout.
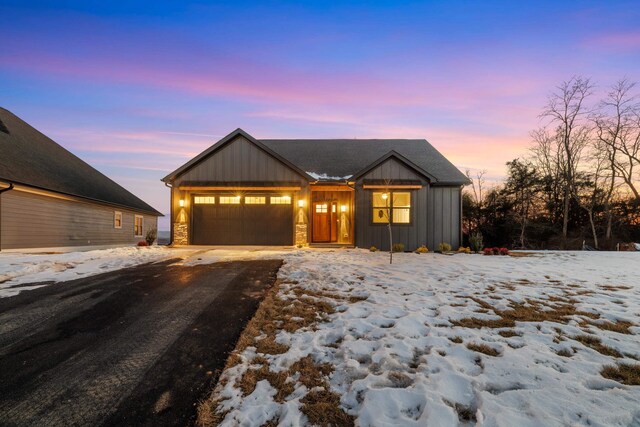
[0,181,15,251]
[164,181,174,246]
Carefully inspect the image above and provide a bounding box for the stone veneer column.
[295,224,308,246]
[173,223,188,245]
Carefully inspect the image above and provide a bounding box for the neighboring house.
[162,128,469,251]
[0,108,162,250]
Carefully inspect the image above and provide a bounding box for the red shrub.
[137,240,148,247]
[499,247,510,255]
[483,248,493,255]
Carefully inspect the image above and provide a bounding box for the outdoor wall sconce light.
[179,199,185,207]
[341,205,347,212]
[381,193,388,200]
[298,199,305,208]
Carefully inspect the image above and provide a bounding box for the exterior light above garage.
[179,199,185,207]
[341,205,347,212]
[298,199,305,208]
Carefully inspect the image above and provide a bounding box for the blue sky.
[1,1,639,230]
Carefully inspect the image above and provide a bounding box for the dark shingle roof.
[0,108,161,215]
[260,138,469,184]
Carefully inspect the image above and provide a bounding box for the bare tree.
[574,145,612,249]
[592,79,640,202]
[537,76,595,243]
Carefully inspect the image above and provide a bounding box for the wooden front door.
[312,202,330,242]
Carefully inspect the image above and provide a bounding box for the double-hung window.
[372,191,411,224]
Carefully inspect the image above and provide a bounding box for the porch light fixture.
[298,199,305,208]
[340,205,347,212]
[179,199,185,207]
[381,193,388,200]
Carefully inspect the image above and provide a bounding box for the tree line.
[463,76,640,250]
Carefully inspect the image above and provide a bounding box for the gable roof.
[162,128,314,183]
[0,108,162,216]
[261,138,469,185]
[350,150,438,182]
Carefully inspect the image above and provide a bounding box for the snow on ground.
[0,246,194,297]
[213,250,640,426]
[0,246,294,298]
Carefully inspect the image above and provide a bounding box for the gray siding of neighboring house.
[355,158,429,251]
[0,190,158,250]
[427,186,462,250]
[173,136,308,186]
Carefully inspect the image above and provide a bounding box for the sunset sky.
[2,1,639,230]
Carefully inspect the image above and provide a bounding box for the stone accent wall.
[173,223,188,245]
[295,224,308,246]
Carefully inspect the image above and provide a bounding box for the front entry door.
[312,202,330,242]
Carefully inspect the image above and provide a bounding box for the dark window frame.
[370,190,413,226]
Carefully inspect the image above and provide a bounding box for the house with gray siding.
[162,128,468,251]
[0,108,162,250]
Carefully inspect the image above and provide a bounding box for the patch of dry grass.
[600,363,640,385]
[448,336,463,343]
[587,319,635,335]
[451,295,600,329]
[573,335,623,358]
[300,390,355,426]
[599,285,632,291]
[507,252,537,257]
[556,348,574,357]
[498,330,520,338]
[467,342,501,357]
[239,362,294,402]
[197,279,353,426]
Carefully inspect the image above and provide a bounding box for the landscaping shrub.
[457,246,471,254]
[145,228,157,246]
[415,245,429,254]
[483,247,493,255]
[392,243,405,252]
[369,246,378,252]
[438,242,452,252]
[469,231,484,253]
[499,247,510,255]
[137,240,148,247]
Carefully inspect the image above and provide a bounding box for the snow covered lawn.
[0,246,292,298]
[204,250,640,426]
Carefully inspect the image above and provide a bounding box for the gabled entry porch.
[310,185,354,246]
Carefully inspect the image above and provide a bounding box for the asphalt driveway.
[0,258,282,427]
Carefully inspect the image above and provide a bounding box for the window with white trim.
[134,215,144,236]
[114,211,122,229]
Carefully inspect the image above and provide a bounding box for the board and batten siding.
[355,157,429,251]
[171,135,309,245]
[173,136,308,186]
[0,190,157,249]
[427,186,462,250]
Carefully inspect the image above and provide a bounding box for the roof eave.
[351,150,438,182]
[2,178,163,216]
[162,128,314,183]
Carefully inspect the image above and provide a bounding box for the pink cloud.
[584,31,640,51]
